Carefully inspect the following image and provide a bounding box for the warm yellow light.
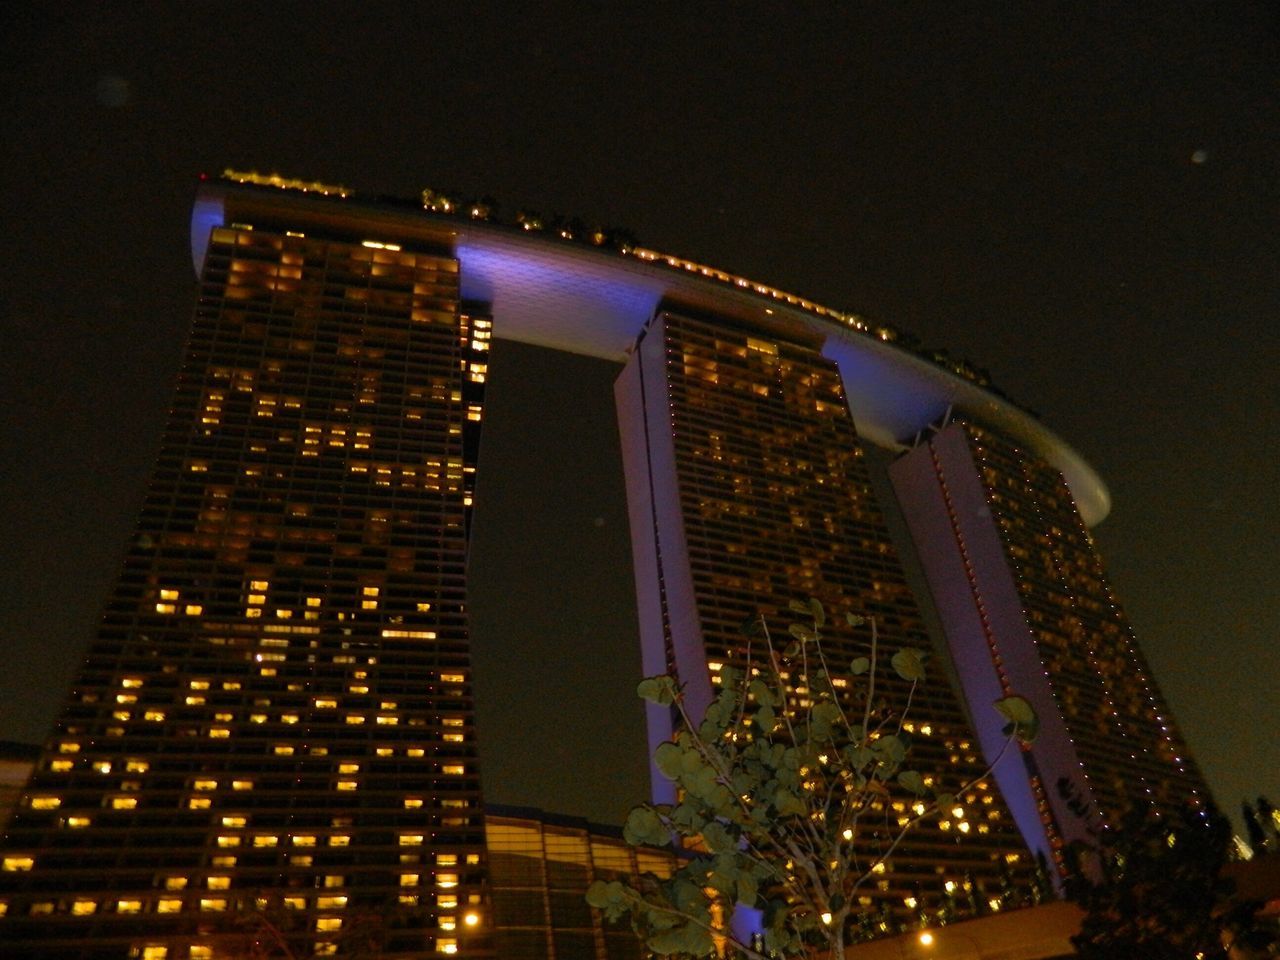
[463,911,480,927]
[820,911,833,925]
[919,931,935,946]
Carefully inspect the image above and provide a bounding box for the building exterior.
[890,419,1210,867]
[0,217,491,959]
[0,172,1211,957]
[0,744,40,832]
[615,311,1035,920]
[484,806,680,960]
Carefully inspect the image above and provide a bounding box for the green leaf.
[749,678,777,707]
[623,806,668,847]
[808,597,826,627]
[789,623,818,644]
[636,675,677,705]
[891,648,927,681]
[774,789,806,817]
[871,734,907,765]
[843,743,874,769]
[755,703,776,734]
[845,612,866,628]
[994,695,1039,743]
[584,879,615,908]
[654,742,683,780]
[701,821,737,855]
[850,656,870,675]
[898,770,928,795]
[789,599,812,616]
[811,700,841,739]
[648,921,713,956]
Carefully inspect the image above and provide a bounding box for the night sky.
[1,4,1276,831]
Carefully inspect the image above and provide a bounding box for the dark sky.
[1,4,1276,831]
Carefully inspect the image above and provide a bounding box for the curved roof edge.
[190,180,1111,526]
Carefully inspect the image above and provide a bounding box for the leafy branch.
[588,600,1038,958]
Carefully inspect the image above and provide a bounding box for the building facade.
[0,221,490,959]
[890,419,1210,866]
[0,172,1211,957]
[616,311,1035,924]
[485,806,680,960]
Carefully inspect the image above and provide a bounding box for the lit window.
[117,899,142,914]
[438,939,458,954]
[144,710,165,722]
[191,948,213,960]
[315,698,337,709]
[337,780,358,791]
[164,877,188,890]
[58,742,80,753]
[50,759,73,772]
[292,835,316,847]
[200,898,227,912]
[231,779,253,791]
[442,765,465,776]
[157,898,182,913]
[29,796,61,810]
[436,874,458,889]
[316,917,343,932]
[221,816,246,828]
[71,899,97,915]
[253,835,279,848]
[207,876,230,890]
[399,834,424,846]
[329,835,350,847]
[112,796,138,810]
[216,836,240,848]
[316,895,347,909]
[66,816,91,828]
[400,873,419,886]
[141,947,167,960]
[345,715,365,725]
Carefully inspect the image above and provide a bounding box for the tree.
[1063,802,1275,960]
[587,600,1038,958]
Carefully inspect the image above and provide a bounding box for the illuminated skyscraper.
[0,172,1211,956]
[0,215,491,959]
[890,420,1210,866]
[615,311,1034,921]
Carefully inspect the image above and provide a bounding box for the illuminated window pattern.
[617,312,1033,921]
[898,421,1210,844]
[0,222,488,957]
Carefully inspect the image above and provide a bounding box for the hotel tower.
[0,172,1210,959]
